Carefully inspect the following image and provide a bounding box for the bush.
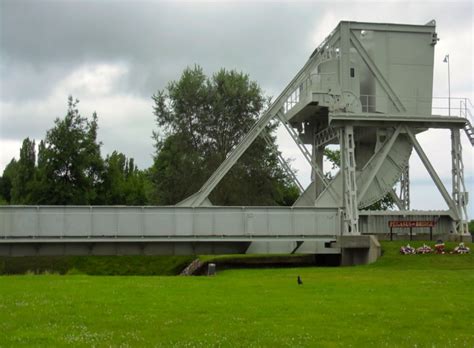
[0,255,194,275]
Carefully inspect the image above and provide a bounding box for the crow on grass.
[297,275,303,285]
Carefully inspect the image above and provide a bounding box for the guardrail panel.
[143,209,175,236]
[63,208,91,237]
[11,207,37,237]
[213,208,244,236]
[91,208,117,236]
[267,210,293,236]
[117,208,142,236]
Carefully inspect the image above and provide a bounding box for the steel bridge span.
[0,206,342,256]
[0,206,462,264]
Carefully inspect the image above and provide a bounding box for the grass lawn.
[0,241,473,347]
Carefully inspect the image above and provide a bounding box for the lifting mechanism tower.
[0,20,472,262]
[179,19,472,237]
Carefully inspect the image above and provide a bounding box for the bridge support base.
[337,235,381,266]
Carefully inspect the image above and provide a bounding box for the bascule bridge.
[1,20,472,264]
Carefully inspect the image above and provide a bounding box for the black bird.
[297,275,303,285]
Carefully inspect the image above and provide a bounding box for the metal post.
[341,125,359,234]
[451,128,469,234]
[410,227,413,241]
[312,139,325,199]
[405,127,460,220]
[400,164,410,210]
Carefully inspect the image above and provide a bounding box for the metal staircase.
[463,119,474,146]
[459,98,474,146]
[432,97,473,146]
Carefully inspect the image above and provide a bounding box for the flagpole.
[444,54,451,116]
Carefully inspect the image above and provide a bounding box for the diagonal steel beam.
[389,188,406,211]
[261,131,304,192]
[177,111,275,207]
[178,31,341,207]
[404,126,460,219]
[358,126,401,200]
[349,31,406,113]
[276,112,340,203]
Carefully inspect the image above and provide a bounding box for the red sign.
[388,220,436,228]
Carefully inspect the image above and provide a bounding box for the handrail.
[357,94,473,119]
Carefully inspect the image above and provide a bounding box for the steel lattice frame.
[451,128,469,234]
[341,125,359,234]
[400,165,410,211]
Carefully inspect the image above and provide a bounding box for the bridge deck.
[0,206,341,240]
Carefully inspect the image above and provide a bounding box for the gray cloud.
[1,1,321,101]
[0,0,473,214]
[2,1,472,101]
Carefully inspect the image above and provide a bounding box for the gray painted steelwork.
[0,207,463,256]
[0,206,340,239]
[174,19,471,236]
[0,206,344,256]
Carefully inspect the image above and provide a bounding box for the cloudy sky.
[0,0,473,214]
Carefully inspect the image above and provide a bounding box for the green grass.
[0,241,473,347]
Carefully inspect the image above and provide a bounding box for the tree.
[150,134,205,205]
[100,151,148,205]
[323,148,394,210]
[10,138,37,204]
[151,66,299,206]
[323,148,340,179]
[0,159,18,203]
[35,96,104,205]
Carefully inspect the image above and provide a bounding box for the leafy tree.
[151,66,299,206]
[0,159,18,203]
[1,97,154,206]
[100,151,148,205]
[151,134,205,205]
[10,138,37,204]
[323,148,394,210]
[34,96,104,205]
[323,148,340,179]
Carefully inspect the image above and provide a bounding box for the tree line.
[0,67,299,206]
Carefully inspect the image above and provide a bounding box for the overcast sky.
[0,0,473,214]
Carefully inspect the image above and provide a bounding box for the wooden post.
[410,227,413,241]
